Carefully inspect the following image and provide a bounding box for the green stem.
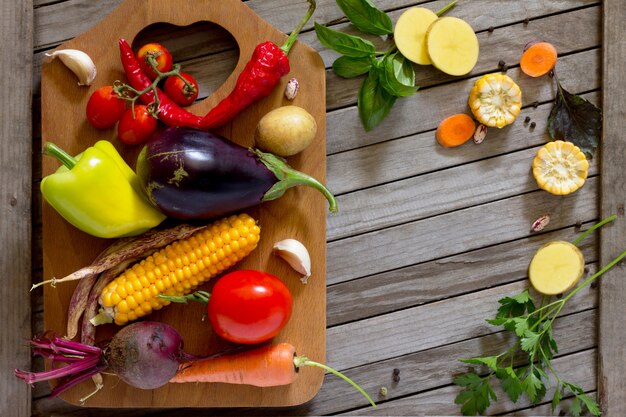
[294,356,376,408]
[252,148,338,213]
[158,290,211,304]
[529,302,563,331]
[539,345,562,384]
[43,142,77,170]
[562,248,626,303]
[572,215,617,246]
[436,0,457,16]
[281,0,316,54]
[526,298,564,319]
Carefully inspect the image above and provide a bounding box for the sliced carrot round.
[436,113,476,148]
[520,41,558,77]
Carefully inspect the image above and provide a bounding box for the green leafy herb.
[454,372,497,416]
[336,0,392,35]
[453,215,625,416]
[314,22,376,57]
[380,53,419,97]
[315,0,456,131]
[357,69,397,131]
[547,72,602,159]
[332,56,372,78]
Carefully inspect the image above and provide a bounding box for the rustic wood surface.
[11,0,624,415]
[0,0,33,417]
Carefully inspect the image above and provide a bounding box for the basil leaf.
[380,53,419,97]
[314,22,376,57]
[336,0,393,35]
[547,78,602,159]
[357,68,396,131]
[332,56,372,78]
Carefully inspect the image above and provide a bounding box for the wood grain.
[0,0,33,416]
[328,177,598,285]
[40,0,326,408]
[598,0,626,415]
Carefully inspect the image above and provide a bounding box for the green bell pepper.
[41,140,166,238]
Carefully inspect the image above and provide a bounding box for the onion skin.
[137,127,277,220]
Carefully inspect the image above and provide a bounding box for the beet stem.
[15,354,102,384]
[49,364,108,398]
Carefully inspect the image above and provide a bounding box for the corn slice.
[468,73,522,128]
[532,140,589,195]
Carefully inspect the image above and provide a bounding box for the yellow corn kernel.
[115,284,127,299]
[101,291,114,308]
[98,213,261,325]
[117,300,129,314]
[126,295,138,309]
[111,293,121,306]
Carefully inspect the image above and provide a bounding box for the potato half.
[528,241,584,295]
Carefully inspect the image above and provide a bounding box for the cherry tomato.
[208,270,293,344]
[117,105,158,145]
[163,72,199,107]
[86,86,126,129]
[137,43,173,80]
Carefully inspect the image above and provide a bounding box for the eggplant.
[136,127,337,220]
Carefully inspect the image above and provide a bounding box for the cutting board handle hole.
[132,21,239,103]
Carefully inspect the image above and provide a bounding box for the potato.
[255,106,317,157]
[528,241,584,295]
[426,16,479,76]
[393,8,439,65]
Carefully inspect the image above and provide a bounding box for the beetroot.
[15,321,196,395]
[106,321,189,389]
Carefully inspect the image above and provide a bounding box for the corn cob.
[97,213,261,325]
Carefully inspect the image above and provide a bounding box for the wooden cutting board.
[40,0,326,408]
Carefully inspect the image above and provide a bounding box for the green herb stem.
[563,247,626,303]
[572,215,617,246]
[436,0,457,16]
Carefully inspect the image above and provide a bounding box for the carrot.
[170,342,376,407]
[435,113,476,148]
[520,41,557,77]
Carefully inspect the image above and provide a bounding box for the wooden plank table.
[3,0,625,415]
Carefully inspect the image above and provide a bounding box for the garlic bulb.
[273,239,311,283]
[44,49,97,86]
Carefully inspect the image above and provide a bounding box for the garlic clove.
[273,239,311,283]
[44,49,97,86]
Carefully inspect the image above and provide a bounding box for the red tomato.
[86,86,126,129]
[208,270,293,344]
[163,72,199,107]
[137,43,173,80]
[117,105,157,145]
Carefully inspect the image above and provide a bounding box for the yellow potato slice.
[394,8,439,65]
[426,16,479,76]
[528,241,584,295]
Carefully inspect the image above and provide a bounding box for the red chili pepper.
[201,0,316,130]
[118,39,204,129]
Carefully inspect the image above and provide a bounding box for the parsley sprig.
[454,215,625,416]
